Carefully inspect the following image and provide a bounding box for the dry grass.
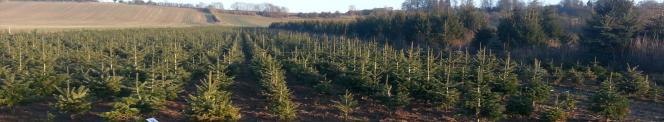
[0,1,354,32]
[0,1,211,31]
[214,12,355,27]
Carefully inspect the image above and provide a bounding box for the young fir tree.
[620,66,650,98]
[460,51,504,122]
[101,81,165,121]
[88,76,124,99]
[437,52,460,111]
[333,90,358,120]
[589,73,630,121]
[53,82,92,119]
[506,94,534,118]
[186,71,241,121]
[493,54,519,96]
[0,74,34,108]
[250,43,298,120]
[561,91,577,112]
[540,105,567,122]
[549,63,565,85]
[100,97,142,121]
[541,92,570,122]
[523,60,552,110]
[568,68,585,87]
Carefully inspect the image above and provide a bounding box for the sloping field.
[215,12,355,27]
[0,2,211,31]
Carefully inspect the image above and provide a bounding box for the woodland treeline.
[269,0,664,72]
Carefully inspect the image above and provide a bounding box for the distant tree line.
[295,11,344,18]
[271,0,486,48]
[270,0,664,61]
[6,0,98,2]
[291,7,397,18]
[269,0,664,74]
[228,2,288,18]
[113,0,223,10]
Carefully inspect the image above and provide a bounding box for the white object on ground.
[146,118,158,122]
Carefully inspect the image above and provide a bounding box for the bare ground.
[0,1,211,32]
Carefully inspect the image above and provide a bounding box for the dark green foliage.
[249,41,298,120]
[493,56,519,96]
[583,0,640,52]
[386,82,411,108]
[568,68,585,86]
[619,66,650,97]
[549,63,565,85]
[506,95,534,117]
[523,60,552,105]
[314,79,332,94]
[102,74,187,121]
[333,90,358,119]
[186,72,241,121]
[481,93,505,121]
[99,97,142,121]
[589,74,630,121]
[458,2,487,32]
[460,63,504,121]
[0,74,35,107]
[498,7,548,47]
[53,83,91,118]
[542,7,565,40]
[590,61,610,81]
[31,74,68,97]
[1,21,661,121]
[89,76,124,99]
[561,92,577,111]
[438,88,460,111]
[540,107,567,122]
[472,27,499,48]
[270,12,467,48]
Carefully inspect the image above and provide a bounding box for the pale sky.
[100,0,662,13]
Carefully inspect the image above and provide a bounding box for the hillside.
[214,12,355,27]
[0,2,212,31]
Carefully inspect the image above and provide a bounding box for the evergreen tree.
[333,90,358,120]
[492,55,519,96]
[619,66,650,97]
[186,72,241,121]
[53,83,92,119]
[506,94,534,117]
[100,97,142,121]
[498,7,547,47]
[458,0,488,32]
[583,0,640,53]
[0,74,34,108]
[589,73,630,121]
[561,91,577,112]
[101,81,166,121]
[542,7,564,40]
[523,60,552,110]
[540,106,567,122]
[89,76,124,99]
[459,51,504,121]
